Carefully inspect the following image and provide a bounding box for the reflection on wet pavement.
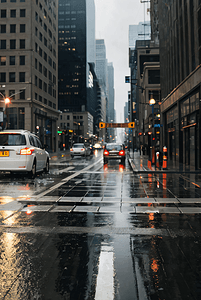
[1,154,201,299]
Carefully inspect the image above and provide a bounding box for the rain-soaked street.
[1,150,201,299]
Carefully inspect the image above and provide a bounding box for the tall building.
[157,0,201,169]
[95,39,107,92]
[58,0,97,121]
[0,0,59,151]
[129,22,151,49]
[107,62,115,142]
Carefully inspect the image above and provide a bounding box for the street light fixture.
[149,93,155,165]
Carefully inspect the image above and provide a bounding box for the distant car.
[89,144,94,154]
[103,143,126,164]
[93,143,102,150]
[70,143,90,158]
[0,130,49,177]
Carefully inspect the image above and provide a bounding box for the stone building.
[0,0,59,152]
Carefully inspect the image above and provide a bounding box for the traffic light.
[99,122,105,128]
[125,76,130,83]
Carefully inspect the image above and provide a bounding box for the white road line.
[57,166,75,174]
[30,158,102,200]
[95,245,114,300]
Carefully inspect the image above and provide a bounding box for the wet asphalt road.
[1,150,201,299]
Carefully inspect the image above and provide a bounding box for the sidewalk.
[128,150,201,174]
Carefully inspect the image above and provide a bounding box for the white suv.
[0,130,49,177]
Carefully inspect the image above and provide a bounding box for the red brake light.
[119,150,125,156]
[104,149,109,156]
[20,147,34,155]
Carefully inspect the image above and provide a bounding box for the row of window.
[35,11,56,33]
[0,88,56,109]
[35,76,56,98]
[1,0,25,2]
[60,115,83,120]
[35,58,56,83]
[36,0,56,20]
[0,39,26,49]
[0,89,25,100]
[35,42,56,61]
[0,55,25,65]
[0,24,26,33]
[1,9,26,18]
[0,72,26,82]
[35,92,56,109]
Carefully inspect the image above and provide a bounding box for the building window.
[1,0,7,3]
[19,89,25,99]
[44,23,47,32]
[10,10,16,18]
[20,39,25,49]
[20,55,25,65]
[44,37,47,46]
[10,24,16,33]
[48,101,52,107]
[9,90,15,99]
[43,66,47,77]
[0,73,6,82]
[9,72,15,82]
[43,82,47,92]
[20,9,26,17]
[35,27,38,36]
[0,25,6,33]
[35,42,38,52]
[35,58,37,69]
[1,10,7,18]
[39,95,42,102]
[35,93,37,100]
[39,32,42,41]
[0,56,6,65]
[39,62,42,73]
[20,24,25,33]
[10,0,16,2]
[39,79,42,89]
[35,76,37,86]
[39,47,42,56]
[44,98,47,104]
[10,39,16,49]
[10,56,15,65]
[0,40,6,49]
[44,52,47,61]
[19,107,25,129]
[19,72,25,82]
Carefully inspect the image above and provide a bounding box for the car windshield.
[0,133,26,146]
[73,144,84,148]
[106,144,122,151]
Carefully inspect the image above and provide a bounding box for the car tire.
[44,159,49,173]
[104,158,108,164]
[29,161,36,178]
[121,157,125,164]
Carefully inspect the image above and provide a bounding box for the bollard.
[156,152,160,168]
[162,146,168,170]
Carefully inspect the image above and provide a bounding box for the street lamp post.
[149,96,156,165]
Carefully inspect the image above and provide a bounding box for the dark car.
[103,143,126,164]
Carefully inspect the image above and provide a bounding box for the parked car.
[70,143,90,158]
[0,130,49,177]
[103,143,126,164]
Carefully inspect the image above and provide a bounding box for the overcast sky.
[95,0,150,122]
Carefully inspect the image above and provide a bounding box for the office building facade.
[158,0,201,169]
[0,0,59,152]
[58,0,97,122]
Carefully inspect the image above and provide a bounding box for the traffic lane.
[0,152,99,200]
[1,212,201,299]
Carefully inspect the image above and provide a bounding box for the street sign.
[99,122,135,129]
[154,124,163,128]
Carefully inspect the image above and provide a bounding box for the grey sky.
[95,0,150,122]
